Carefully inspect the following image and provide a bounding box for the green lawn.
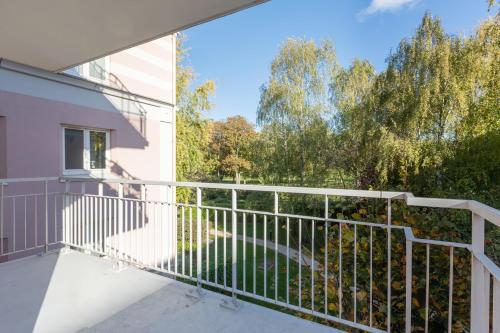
[177,236,313,304]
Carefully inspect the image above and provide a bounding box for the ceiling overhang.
[0,0,267,72]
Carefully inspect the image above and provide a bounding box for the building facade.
[0,36,176,262]
[0,35,176,184]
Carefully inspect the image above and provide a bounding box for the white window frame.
[71,56,110,84]
[62,126,111,177]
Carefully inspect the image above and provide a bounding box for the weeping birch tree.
[257,38,337,186]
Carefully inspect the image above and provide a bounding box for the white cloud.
[357,0,420,20]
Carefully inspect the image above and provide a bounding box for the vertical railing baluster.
[253,214,256,295]
[274,192,278,302]
[483,270,491,332]
[189,206,193,277]
[405,233,413,333]
[54,194,57,245]
[44,180,48,253]
[104,198,108,255]
[196,187,202,288]
[471,212,486,333]
[299,218,302,308]
[231,189,237,300]
[90,195,94,251]
[0,182,4,256]
[13,197,16,253]
[80,183,85,248]
[118,183,124,262]
[324,195,328,315]
[264,214,267,299]
[64,182,70,246]
[84,194,88,249]
[354,224,357,322]
[160,202,164,270]
[98,183,103,253]
[141,185,146,265]
[206,208,209,282]
[35,196,38,248]
[113,197,117,258]
[493,278,500,333]
[243,212,246,293]
[154,202,158,268]
[174,196,178,275]
[448,247,454,333]
[215,210,218,284]
[425,244,430,333]
[370,226,373,327]
[181,206,185,275]
[135,201,139,264]
[387,198,392,333]
[24,196,27,249]
[286,216,290,305]
[224,210,227,287]
[339,222,343,318]
[312,219,315,313]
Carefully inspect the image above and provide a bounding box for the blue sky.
[183,0,493,122]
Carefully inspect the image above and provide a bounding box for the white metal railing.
[0,178,63,259]
[1,176,499,333]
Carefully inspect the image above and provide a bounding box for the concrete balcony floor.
[0,250,340,333]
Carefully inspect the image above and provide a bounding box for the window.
[63,127,110,175]
[64,129,84,170]
[89,58,107,81]
[64,57,109,83]
[90,131,106,169]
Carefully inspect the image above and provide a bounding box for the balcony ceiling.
[0,0,267,72]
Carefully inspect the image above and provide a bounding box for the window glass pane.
[65,129,84,170]
[89,58,106,80]
[90,131,106,169]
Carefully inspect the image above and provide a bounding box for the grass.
[177,236,313,305]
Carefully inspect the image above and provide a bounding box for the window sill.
[62,170,112,179]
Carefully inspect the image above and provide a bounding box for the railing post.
[387,198,392,333]
[232,189,237,302]
[118,183,124,264]
[471,212,486,333]
[405,237,413,333]
[196,187,202,289]
[274,191,279,301]
[0,182,4,256]
[97,182,103,252]
[44,180,49,254]
[493,278,500,333]
[140,184,146,265]
[63,181,70,247]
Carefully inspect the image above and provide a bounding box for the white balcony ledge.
[0,251,338,333]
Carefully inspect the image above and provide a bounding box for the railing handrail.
[58,176,500,227]
[1,176,498,226]
[0,177,59,184]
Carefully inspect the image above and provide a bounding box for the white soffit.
[0,0,267,72]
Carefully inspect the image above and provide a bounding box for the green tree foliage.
[209,116,257,183]
[331,13,500,205]
[257,39,337,186]
[176,33,216,183]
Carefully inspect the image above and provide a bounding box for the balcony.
[0,177,499,333]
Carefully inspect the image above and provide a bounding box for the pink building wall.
[0,116,5,178]
[0,36,176,261]
[108,36,175,104]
